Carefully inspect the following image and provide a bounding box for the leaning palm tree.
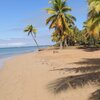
[24,25,39,49]
[45,0,76,49]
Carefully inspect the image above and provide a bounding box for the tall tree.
[86,0,100,38]
[45,0,76,49]
[24,25,39,49]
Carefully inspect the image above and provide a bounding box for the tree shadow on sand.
[89,89,100,100]
[50,58,100,73]
[77,47,100,52]
[47,58,100,100]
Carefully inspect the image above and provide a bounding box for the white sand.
[0,49,99,100]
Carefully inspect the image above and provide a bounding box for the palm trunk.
[31,33,39,50]
[93,37,96,46]
[60,40,63,49]
[64,39,68,47]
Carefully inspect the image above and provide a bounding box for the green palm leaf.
[45,8,56,14]
[46,15,57,25]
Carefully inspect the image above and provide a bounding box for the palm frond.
[24,25,37,36]
[62,6,71,12]
[45,8,56,14]
[49,17,57,29]
[46,15,57,25]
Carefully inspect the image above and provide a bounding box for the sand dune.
[0,49,100,100]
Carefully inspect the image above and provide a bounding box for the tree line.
[24,0,100,49]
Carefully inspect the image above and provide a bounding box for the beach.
[0,0,100,99]
[0,48,100,100]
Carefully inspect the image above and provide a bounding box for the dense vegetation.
[83,0,100,47]
[45,0,100,48]
[24,0,100,49]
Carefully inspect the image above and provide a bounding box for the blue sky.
[0,0,88,47]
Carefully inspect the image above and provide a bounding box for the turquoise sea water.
[0,46,47,67]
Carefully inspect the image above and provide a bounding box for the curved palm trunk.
[31,33,39,50]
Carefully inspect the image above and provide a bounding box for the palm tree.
[86,0,100,38]
[24,25,39,49]
[45,0,76,49]
[82,0,100,46]
[90,1,100,38]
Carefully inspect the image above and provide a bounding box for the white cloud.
[0,38,33,48]
[0,42,27,48]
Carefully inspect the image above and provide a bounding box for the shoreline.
[0,57,12,69]
[0,48,99,100]
[0,45,47,68]
[0,48,39,69]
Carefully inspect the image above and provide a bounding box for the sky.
[0,0,88,47]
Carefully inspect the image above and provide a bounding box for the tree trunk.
[60,40,63,49]
[64,39,68,47]
[93,39,96,46]
[31,33,39,50]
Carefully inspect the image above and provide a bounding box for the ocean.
[0,46,47,68]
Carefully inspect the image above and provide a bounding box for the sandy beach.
[0,48,100,100]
